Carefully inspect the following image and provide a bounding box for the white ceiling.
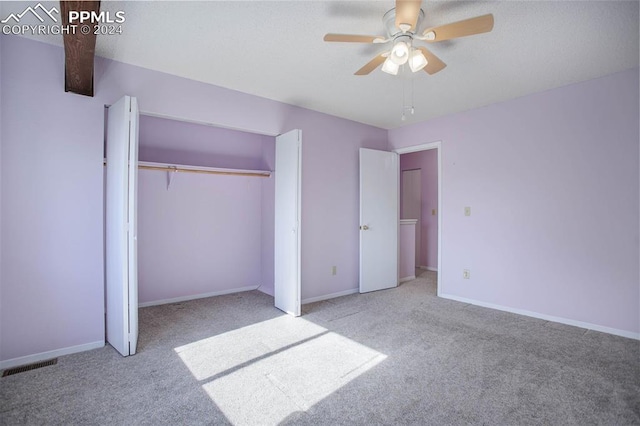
[4,1,639,129]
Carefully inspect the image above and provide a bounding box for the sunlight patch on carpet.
[175,316,386,425]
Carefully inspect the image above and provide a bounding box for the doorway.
[395,142,442,296]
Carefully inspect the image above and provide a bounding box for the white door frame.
[394,141,442,297]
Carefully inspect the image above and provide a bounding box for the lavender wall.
[139,115,272,170]
[399,222,416,280]
[136,115,274,305]
[400,150,438,269]
[389,68,640,336]
[1,36,105,361]
[137,171,262,304]
[0,35,387,363]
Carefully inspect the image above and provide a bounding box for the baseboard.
[139,285,260,308]
[439,293,640,340]
[419,266,438,272]
[302,288,359,305]
[0,340,104,370]
[399,275,416,283]
[257,286,274,297]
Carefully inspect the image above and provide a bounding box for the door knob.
[360,225,369,230]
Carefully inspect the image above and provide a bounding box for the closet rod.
[103,160,271,178]
[139,164,271,178]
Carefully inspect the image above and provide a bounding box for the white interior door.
[106,95,139,356]
[401,169,421,266]
[274,130,302,316]
[360,148,399,293]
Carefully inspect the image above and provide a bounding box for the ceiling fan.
[324,0,494,76]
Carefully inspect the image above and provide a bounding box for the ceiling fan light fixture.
[381,57,399,75]
[390,40,409,65]
[409,49,428,72]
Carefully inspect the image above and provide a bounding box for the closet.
[105,96,301,356]
[136,114,272,308]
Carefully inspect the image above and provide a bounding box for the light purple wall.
[1,36,105,360]
[0,35,387,362]
[138,115,271,170]
[137,171,262,304]
[389,68,640,335]
[400,150,438,269]
[399,222,416,280]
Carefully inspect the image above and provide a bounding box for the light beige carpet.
[1,271,638,425]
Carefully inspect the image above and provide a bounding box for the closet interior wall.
[137,115,275,306]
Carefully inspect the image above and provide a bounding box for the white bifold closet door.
[359,148,399,293]
[274,129,302,316]
[106,95,139,356]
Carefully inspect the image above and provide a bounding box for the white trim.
[0,340,104,370]
[302,288,359,305]
[139,286,260,308]
[400,219,418,225]
[394,141,442,298]
[439,293,640,340]
[419,266,438,272]
[394,141,442,155]
[399,275,416,283]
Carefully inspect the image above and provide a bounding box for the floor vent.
[2,358,58,377]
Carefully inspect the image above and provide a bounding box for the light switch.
[432,209,436,216]
[464,206,471,216]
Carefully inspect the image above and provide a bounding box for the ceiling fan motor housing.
[383,7,425,37]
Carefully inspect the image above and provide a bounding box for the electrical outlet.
[463,269,470,279]
[464,206,471,216]
[332,266,337,276]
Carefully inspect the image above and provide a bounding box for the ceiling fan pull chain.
[402,66,407,121]
[400,65,416,121]
[411,74,415,115]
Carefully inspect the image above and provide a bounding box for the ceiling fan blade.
[395,0,422,31]
[324,34,383,43]
[423,14,494,42]
[355,54,387,75]
[417,47,447,75]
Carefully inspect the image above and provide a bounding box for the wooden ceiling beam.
[60,1,100,97]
